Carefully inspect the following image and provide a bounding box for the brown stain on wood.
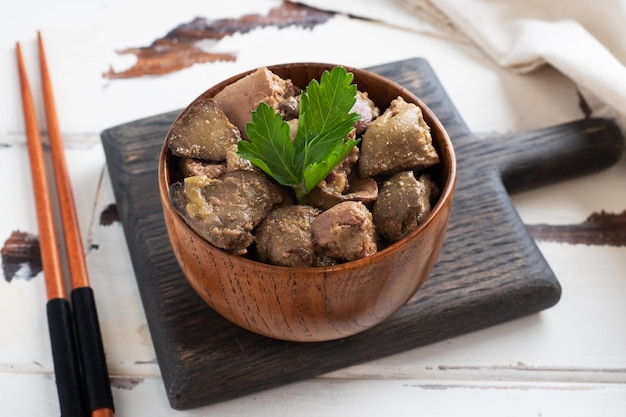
[0,230,43,282]
[104,41,237,79]
[103,2,335,79]
[527,210,626,247]
[109,376,144,390]
[99,203,120,226]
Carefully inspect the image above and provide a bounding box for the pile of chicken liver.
[167,67,440,267]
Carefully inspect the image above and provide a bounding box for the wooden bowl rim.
[158,62,457,274]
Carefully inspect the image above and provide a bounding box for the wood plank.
[4,373,625,417]
[100,58,624,409]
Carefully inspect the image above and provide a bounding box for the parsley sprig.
[237,66,361,203]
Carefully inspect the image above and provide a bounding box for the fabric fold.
[302,0,626,129]
[432,0,626,125]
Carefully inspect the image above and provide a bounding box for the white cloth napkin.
[303,0,626,129]
[425,0,626,126]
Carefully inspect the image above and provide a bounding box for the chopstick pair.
[16,32,115,417]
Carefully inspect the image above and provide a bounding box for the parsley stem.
[295,186,306,205]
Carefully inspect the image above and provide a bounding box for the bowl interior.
[160,62,456,272]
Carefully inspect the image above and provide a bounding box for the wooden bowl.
[158,63,457,342]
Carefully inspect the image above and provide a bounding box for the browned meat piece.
[325,145,359,194]
[167,98,241,161]
[313,254,338,267]
[305,147,355,204]
[179,158,226,178]
[255,205,321,267]
[306,177,378,211]
[351,90,379,136]
[277,94,300,120]
[225,143,296,207]
[373,171,439,242]
[359,96,440,178]
[225,144,254,172]
[311,201,377,262]
[170,170,284,253]
[213,67,299,139]
[306,147,378,210]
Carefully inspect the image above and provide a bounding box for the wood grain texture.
[100,58,625,410]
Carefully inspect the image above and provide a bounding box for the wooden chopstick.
[37,32,91,291]
[17,33,115,417]
[15,42,65,302]
[16,39,88,417]
[37,31,115,417]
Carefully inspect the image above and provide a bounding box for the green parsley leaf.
[237,102,299,187]
[238,66,361,203]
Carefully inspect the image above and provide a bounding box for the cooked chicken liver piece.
[255,205,321,267]
[225,144,255,172]
[306,177,378,211]
[179,158,226,178]
[167,98,241,161]
[373,171,438,242]
[171,170,284,253]
[359,96,439,178]
[306,146,376,210]
[351,90,380,136]
[311,201,377,262]
[213,67,299,140]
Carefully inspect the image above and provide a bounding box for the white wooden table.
[1,1,625,415]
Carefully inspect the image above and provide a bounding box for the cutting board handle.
[489,118,625,193]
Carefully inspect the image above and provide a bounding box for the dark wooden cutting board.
[100,58,624,410]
